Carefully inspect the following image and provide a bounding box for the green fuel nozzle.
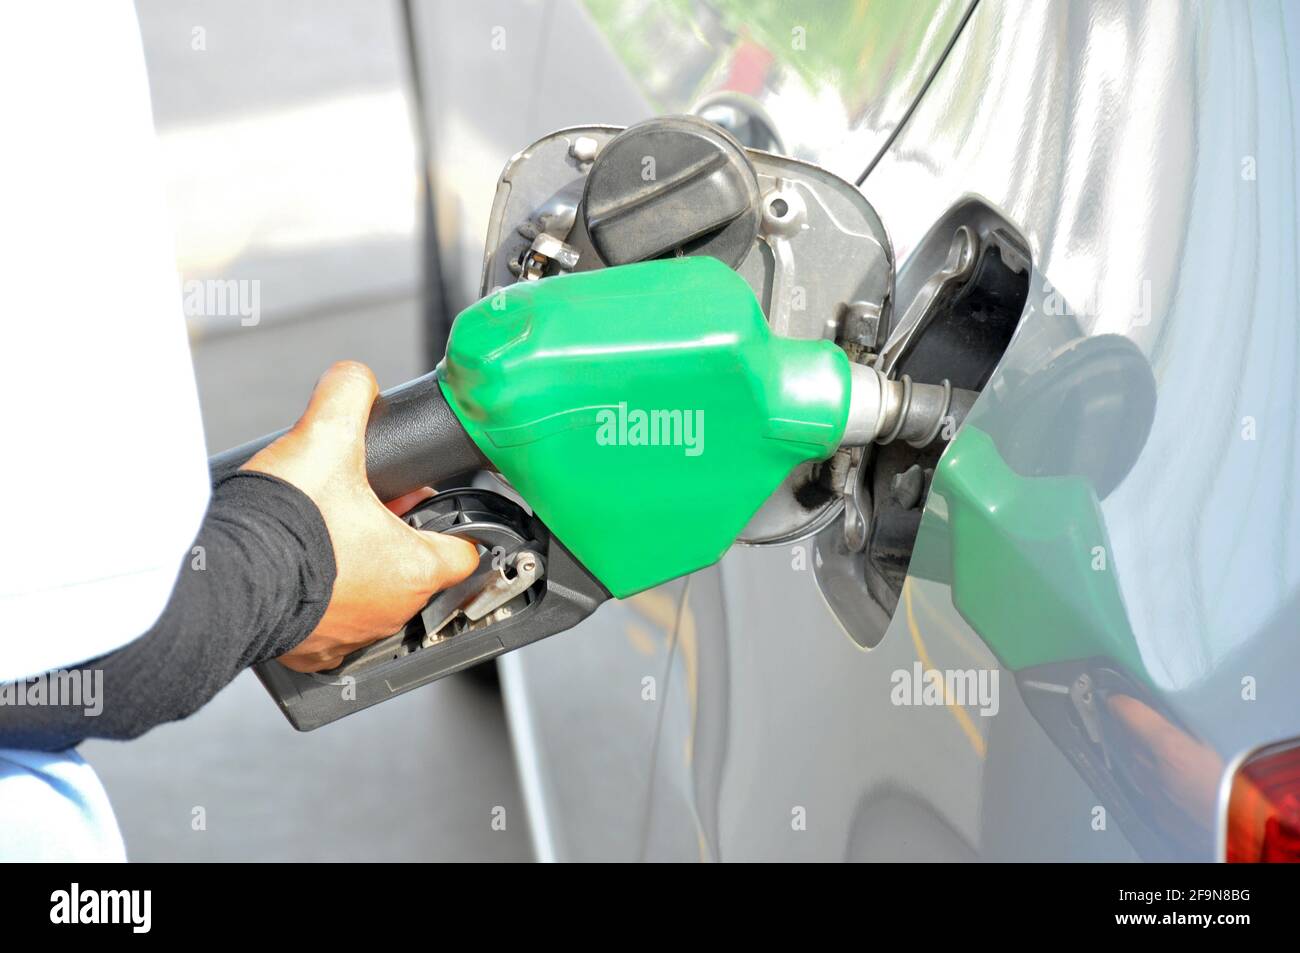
[441,257,845,597]
[441,256,968,597]
[213,256,971,729]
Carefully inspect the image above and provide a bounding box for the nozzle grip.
[208,371,489,500]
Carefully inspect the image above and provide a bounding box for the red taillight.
[1226,741,1300,862]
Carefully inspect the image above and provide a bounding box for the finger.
[278,651,335,674]
[1106,694,1184,753]
[417,531,481,590]
[385,486,436,516]
[1106,694,1165,735]
[295,361,379,466]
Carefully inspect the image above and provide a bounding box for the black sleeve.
[0,472,336,751]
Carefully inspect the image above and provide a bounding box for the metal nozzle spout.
[840,363,976,449]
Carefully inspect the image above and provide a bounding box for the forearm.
[0,472,336,750]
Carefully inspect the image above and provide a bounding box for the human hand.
[243,361,479,672]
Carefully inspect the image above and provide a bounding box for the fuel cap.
[581,115,761,269]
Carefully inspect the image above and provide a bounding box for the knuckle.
[302,414,355,447]
[330,359,372,379]
[329,361,377,397]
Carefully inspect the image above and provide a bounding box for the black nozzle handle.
[208,371,489,501]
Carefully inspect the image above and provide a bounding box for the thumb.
[415,530,481,591]
[295,360,379,470]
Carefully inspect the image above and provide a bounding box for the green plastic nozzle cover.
[439,257,852,597]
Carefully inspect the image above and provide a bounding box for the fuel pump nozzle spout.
[842,363,978,450]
